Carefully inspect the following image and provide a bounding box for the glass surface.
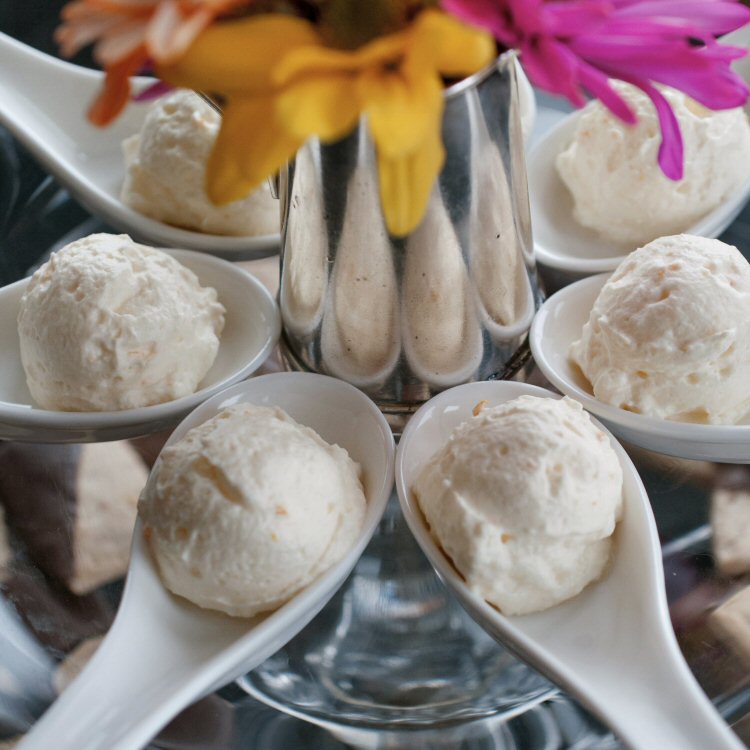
[1,13,750,748]
[240,496,554,734]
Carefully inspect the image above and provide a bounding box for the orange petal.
[87,44,147,125]
[56,16,122,57]
[93,17,148,64]
[145,0,183,59]
[147,2,212,63]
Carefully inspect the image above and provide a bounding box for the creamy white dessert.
[139,403,366,617]
[122,89,278,236]
[18,233,225,411]
[571,235,750,424]
[556,83,750,245]
[413,396,623,616]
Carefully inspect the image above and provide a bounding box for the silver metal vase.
[276,51,542,430]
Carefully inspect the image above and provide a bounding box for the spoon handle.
[0,33,78,140]
[15,523,252,750]
[560,614,744,750]
[13,613,229,750]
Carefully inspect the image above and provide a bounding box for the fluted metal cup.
[247,54,553,733]
[277,51,542,429]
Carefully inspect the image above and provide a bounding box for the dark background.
[1,1,93,64]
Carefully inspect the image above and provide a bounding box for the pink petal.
[625,76,685,180]
[519,38,588,106]
[543,1,615,35]
[574,62,638,123]
[613,0,750,34]
[133,79,173,101]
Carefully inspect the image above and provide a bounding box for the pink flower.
[442,0,750,179]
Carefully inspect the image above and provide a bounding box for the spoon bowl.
[0,248,280,442]
[527,18,750,278]
[530,274,750,463]
[396,380,744,750]
[16,372,395,750]
[527,110,750,274]
[0,32,280,260]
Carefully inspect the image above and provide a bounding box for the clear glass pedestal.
[239,494,555,746]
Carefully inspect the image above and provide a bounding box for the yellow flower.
[159,9,494,236]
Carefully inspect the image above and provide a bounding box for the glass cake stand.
[1,12,750,748]
[1,125,750,750]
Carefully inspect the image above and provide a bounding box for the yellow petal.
[206,96,303,204]
[377,121,445,237]
[274,31,408,85]
[276,74,361,142]
[157,15,322,95]
[409,9,495,79]
[273,45,362,84]
[347,25,410,67]
[360,68,443,159]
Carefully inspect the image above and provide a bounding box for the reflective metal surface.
[277,54,542,430]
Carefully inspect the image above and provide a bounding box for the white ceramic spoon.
[0,32,280,259]
[526,112,750,275]
[526,21,750,275]
[16,372,395,750]
[530,273,750,463]
[0,249,280,442]
[396,380,744,750]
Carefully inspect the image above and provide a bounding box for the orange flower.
[56,0,248,124]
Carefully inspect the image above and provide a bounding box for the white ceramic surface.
[0,32,280,259]
[396,380,744,750]
[16,372,395,750]
[530,274,750,462]
[0,249,280,442]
